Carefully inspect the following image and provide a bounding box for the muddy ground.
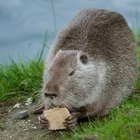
[0,104,68,140]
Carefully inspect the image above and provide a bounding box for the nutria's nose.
[44,92,57,99]
[44,82,58,99]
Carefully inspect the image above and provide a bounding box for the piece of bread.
[43,107,70,130]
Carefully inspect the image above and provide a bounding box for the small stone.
[14,110,29,119]
[25,97,32,106]
[24,128,28,131]
[31,126,37,130]
[13,103,21,108]
[25,121,28,124]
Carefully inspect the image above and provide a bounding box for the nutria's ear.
[79,52,89,64]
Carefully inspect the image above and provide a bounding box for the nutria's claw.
[64,112,80,130]
[38,114,50,128]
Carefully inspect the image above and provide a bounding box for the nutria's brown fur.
[39,9,137,129]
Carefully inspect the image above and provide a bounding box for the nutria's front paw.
[33,105,45,115]
[63,112,80,129]
[38,114,50,128]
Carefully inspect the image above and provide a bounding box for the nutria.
[37,9,137,129]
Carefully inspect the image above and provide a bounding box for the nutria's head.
[42,49,101,111]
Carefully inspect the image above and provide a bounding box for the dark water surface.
[0,0,140,63]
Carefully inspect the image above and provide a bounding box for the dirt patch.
[0,105,64,140]
[0,106,9,120]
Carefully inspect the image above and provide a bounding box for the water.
[0,0,140,64]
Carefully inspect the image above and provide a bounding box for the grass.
[0,36,47,104]
[0,59,43,103]
[0,36,140,140]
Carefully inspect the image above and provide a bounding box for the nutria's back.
[53,9,135,61]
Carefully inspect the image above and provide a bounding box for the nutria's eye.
[69,71,75,76]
